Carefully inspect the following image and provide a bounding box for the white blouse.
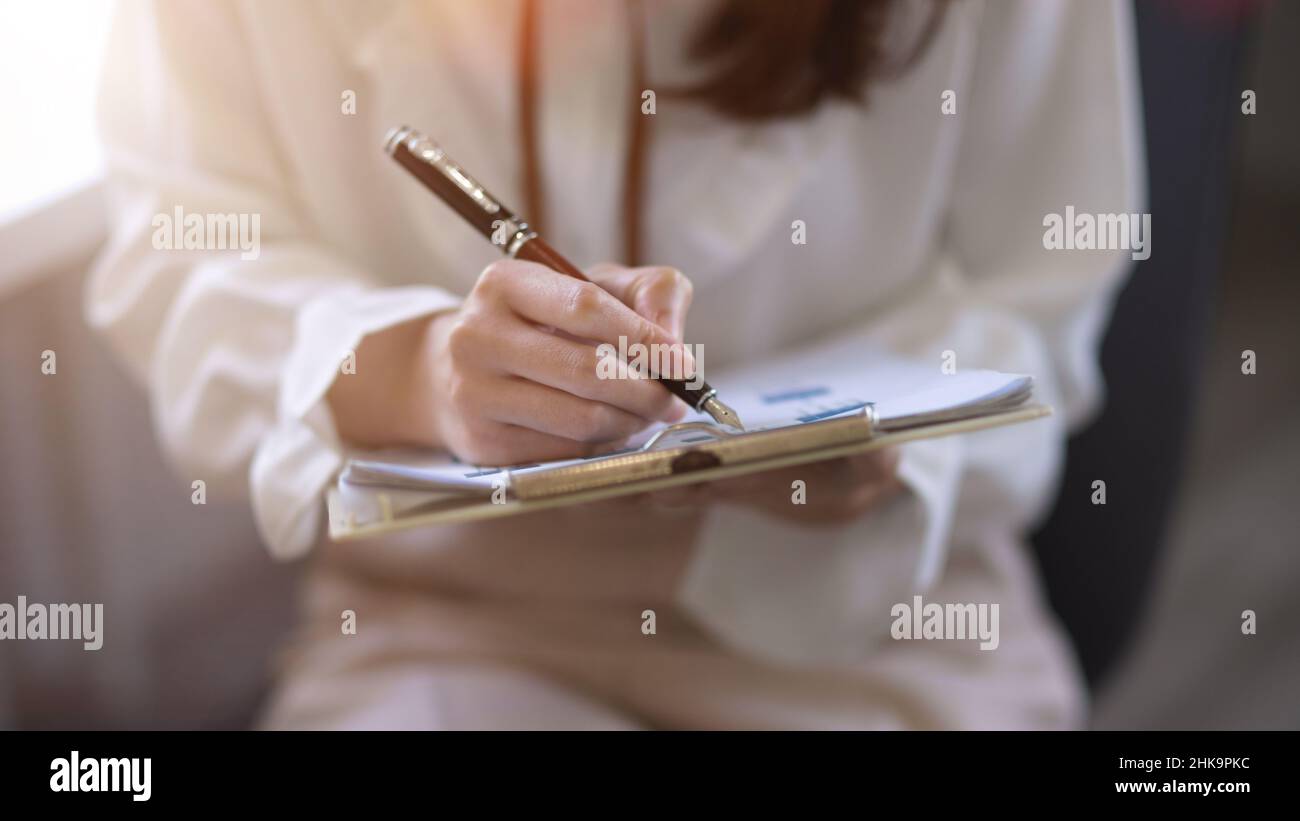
[88,0,1142,666]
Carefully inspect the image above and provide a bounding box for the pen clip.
[384,125,505,217]
[639,421,740,452]
[385,124,539,255]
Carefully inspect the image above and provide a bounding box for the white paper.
[340,345,1031,494]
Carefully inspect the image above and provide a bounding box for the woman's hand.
[328,261,695,465]
[329,259,900,525]
[644,447,903,525]
[713,447,903,524]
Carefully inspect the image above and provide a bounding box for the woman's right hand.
[329,260,695,465]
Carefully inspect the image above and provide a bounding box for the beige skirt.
[259,501,1084,730]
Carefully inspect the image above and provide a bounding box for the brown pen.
[382,124,743,430]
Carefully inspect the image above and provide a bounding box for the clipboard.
[327,402,1051,541]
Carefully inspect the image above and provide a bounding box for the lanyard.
[518,0,650,266]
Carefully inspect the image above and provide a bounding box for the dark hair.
[679,0,950,120]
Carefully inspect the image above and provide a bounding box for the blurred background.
[1,0,1296,729]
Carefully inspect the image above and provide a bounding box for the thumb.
[586,264,694,339]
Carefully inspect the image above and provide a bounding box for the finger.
[463,421,629,467]
[841,473,904,510]
[839,447,901,484]
[644,481,715,511]
[711,462,817,499]
[588,264,694,340]
[451,316,685,422]
[480,261,693,371]
[760,448,900,491]
[610,481,716,516]
[476,375,652,443]
[711,449,899,503]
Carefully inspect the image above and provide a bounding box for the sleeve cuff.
[250,285,462,559]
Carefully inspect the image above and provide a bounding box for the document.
[341,339,1032,495]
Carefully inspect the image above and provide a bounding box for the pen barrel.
[389,139,505,238]
[513,235,588,280]
[662,378,715,412]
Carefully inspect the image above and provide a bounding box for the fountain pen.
[382,125,744,431]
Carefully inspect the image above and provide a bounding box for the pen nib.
[702,396,745,431]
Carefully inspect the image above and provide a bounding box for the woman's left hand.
[645,446,903,525]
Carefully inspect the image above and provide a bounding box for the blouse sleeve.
[86,0,460,558]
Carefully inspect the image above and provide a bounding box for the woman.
[89,0,1142,729]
